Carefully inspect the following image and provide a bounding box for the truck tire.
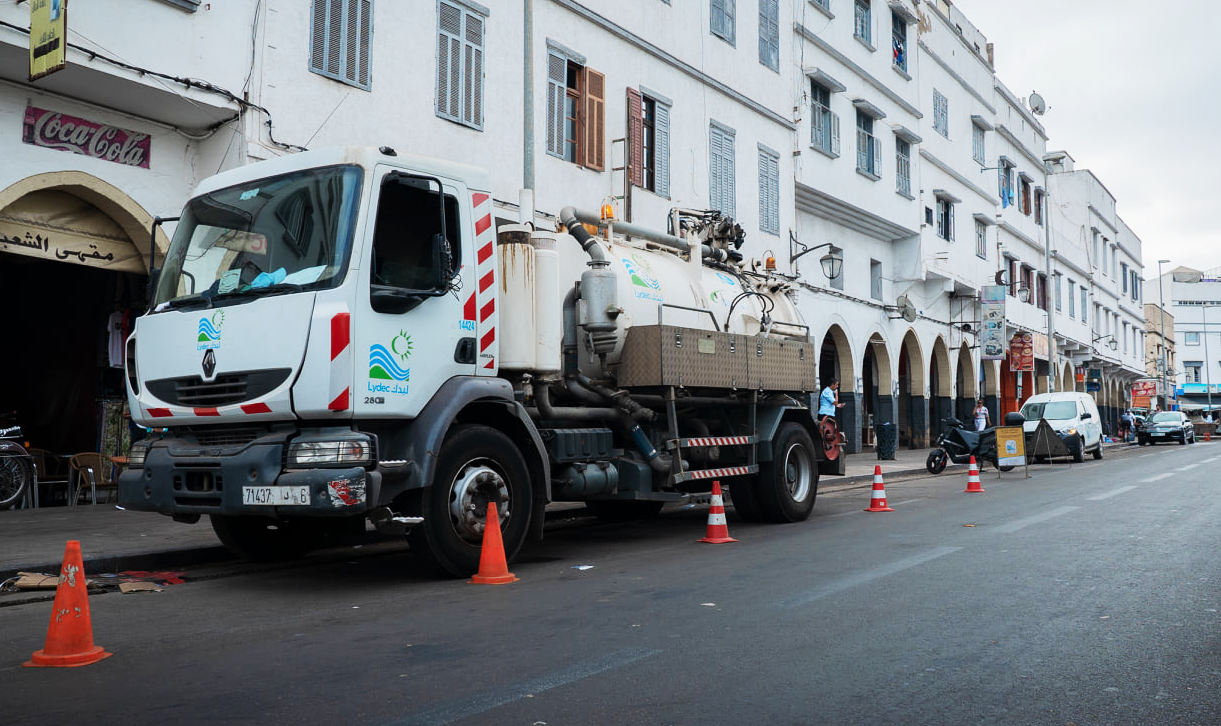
[210,515,321,561]
[757,423,818,523]
[406,425,532,578]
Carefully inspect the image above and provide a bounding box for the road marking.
[1176,464,1201,472]
[1139,473,1173,483]
[1087,485,1137,501]
[1202,457,1221,463]
[1138,453,1156,458]
[776,546,961,609]
[390,647,662,726]
[994,506,1079,534]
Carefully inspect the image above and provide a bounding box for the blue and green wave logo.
[197,311,224,350]
[369,331,412,381]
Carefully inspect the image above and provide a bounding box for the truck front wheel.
[210,515,320,561]
[757,423,818,523]
[407,425,532,578]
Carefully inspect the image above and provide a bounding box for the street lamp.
[1158,259,1171,410]
[789,234,843,280]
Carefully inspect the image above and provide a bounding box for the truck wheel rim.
[781,442,812,501]
[448,459,510,543]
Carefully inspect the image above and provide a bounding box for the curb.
[1,545,234,585]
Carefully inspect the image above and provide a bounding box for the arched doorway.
[929,336,952,440]
[955,342,976,424]
[982,359,1001,426]
[861,333,894,449]
[898,329,927,448]
[819,325,857,451]
[1061,361,1074,394]
[0,172,167,463]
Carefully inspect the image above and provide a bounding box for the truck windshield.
[152,165,363,310]
[1019,401,1077,421]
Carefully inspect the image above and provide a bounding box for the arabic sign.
[981,285,1006,361]
[29,0,67,81]
[996,425,1026,467]
[1131,381,1158,397]
[1009,332,1034,372]
[23,105,151,169]
[0,221,145,273]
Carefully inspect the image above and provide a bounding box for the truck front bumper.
[119,442,381,517]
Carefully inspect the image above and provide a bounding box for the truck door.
[353,168,476,418]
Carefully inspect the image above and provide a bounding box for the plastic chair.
[69,453,117,505]
[28,448,71,507]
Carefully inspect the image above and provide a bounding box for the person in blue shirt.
[819,378,845,420]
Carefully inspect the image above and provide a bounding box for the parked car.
[1137,411,1195,446]
[1018,391,1104,463]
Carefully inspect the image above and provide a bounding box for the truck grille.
[146,368,291,407]
[188,427,263,448]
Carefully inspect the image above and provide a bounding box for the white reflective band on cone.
[708,513,727,525]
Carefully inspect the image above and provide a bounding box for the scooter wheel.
[926,450,948,475]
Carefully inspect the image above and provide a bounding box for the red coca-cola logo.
[22,105,150,169]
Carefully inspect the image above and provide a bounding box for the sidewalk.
[0,440,1133,585]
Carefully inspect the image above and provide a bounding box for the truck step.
[670,464,759,484]
[666,435,757,450]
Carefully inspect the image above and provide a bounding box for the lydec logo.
[369,330,412,383]
[197,311,224,350]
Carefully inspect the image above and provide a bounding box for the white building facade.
[0,0,1148,454]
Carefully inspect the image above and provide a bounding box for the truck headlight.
[128,440,151,469]
[287,439,372,466]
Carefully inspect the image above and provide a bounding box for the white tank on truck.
[119,146,843,577]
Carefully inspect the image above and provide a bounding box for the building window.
[1081,287,1088,325]
[812,0,830,10]
[936,197,954,241]
[1186,332,1201,345]
[1121,262,1129,294]
[856,111,880,178]
[854,0,871,45]
[891,11,907,72]
[871,259,882,300]
[1037,272,1047,311]
[999,162,1014,208]
[628,89,670,198]
[1185,361,1203,383]
[975,219,986,259]
[310,0,373,90]
[972,124,985,164]
[711,0,736,45]
[709,122,736,217]
[436,0,486,129]
[830,245,844,290]
[895,138,911,196]
[810,82,840,157]
[1131,270,1139,301]
[1019,176,1032,216]
[758,145,780,235]
[1034,189,1044,225]
[759,0,778,70]
[1054,273,1062,311]
[1068,279,1075,318]
[546,49,605,170]
[932,89,948,137]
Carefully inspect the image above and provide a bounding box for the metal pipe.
[564,207,727,264]
[1158,259,1170,410]
[522,0,534,192]
[1042,166,1056,393]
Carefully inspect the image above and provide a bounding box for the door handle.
[454,337,476,364]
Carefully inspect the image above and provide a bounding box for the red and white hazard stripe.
[686,466,753,481]
[328,311,351,411]
[472,192,497,372]
[683,436,751,447]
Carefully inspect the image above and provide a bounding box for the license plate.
[243,486,311,505]
[1151,432,1164,437]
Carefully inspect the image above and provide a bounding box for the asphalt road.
[2,441,1219,726]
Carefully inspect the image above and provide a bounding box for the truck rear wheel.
[757,423,818,523]
[406,425,532,578]
[728,480,765,522]
[210,515,321,561]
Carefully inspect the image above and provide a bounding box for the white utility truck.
[118,146,843,577]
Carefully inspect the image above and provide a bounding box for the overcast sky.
[949,0,1216,279]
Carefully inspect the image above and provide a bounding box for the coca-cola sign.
[22,105,150,169]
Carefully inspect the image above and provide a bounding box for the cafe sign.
[22,105,151,169]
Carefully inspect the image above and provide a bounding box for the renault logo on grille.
[202,348,216,378]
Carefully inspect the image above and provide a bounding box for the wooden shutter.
[654,102,670,198]
[462,10,484,128]
[545,53,566,157]
[310,0,328,72]
[724,0,736,44]
[583,67,605,171]
[356,0,371,87]
[627,88,644,187]
[326,0,342,75]
[711,0,725,37]
[437,1,462,120]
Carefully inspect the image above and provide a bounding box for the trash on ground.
[119,582,162,594]
[572,565,594,571]
[119,570,186,586]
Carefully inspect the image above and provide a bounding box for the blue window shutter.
[654,102,671,198]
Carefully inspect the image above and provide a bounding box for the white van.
[1018,391,1104,462]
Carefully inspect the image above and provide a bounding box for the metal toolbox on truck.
[617,324,814,391]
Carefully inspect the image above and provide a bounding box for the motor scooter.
[0,411,32,509]
[925,416,1017,474]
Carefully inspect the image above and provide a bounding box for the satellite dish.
[896,294,918,323]
[1028,92,1047,115]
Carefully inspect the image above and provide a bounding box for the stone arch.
[819,323,858,451]
[897,328,928,447]
[954,342,977,423]
[983,359,1000,397]
[860,331,894,449]
[928,335,954,438]
[0,170,169,271]
[1062,361,1075,393]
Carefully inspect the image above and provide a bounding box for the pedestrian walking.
[973,398,991,432]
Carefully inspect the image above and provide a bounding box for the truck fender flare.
[397,376,550,539]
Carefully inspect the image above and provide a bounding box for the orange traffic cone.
[468,501,519,585]
[698,481,737,543]
[24,540,112,668]
[964,456,985,493]
[864,466,895,512]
